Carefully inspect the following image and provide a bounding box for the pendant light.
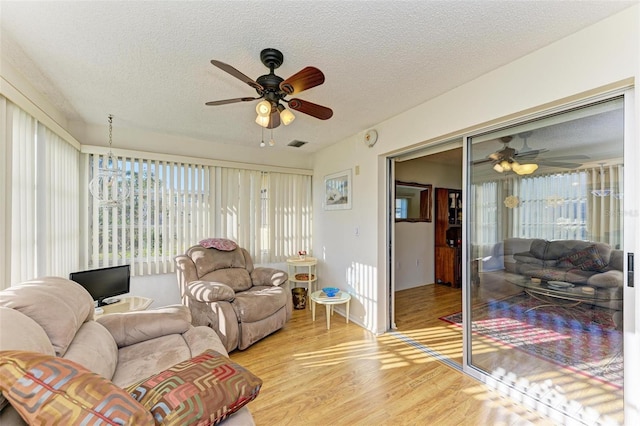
[88,115,130,207]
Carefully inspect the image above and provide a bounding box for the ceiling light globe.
[255,115,270,128]
[515,163,538,175]
[280,108,295,125]
[256,100,271,117]
[500,160,512,171]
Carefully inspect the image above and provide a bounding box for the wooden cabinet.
[434,188,462,288]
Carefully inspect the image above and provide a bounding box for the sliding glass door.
[466,95,629,424]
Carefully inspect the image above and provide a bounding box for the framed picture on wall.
[324,169,352,210]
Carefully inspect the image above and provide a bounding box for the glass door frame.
[460,87,637,423]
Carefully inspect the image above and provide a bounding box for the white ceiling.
[1,1,634,153]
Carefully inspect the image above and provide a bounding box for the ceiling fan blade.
[288,98,333,120]
[205,97,260,106]
[515,150,544,159]
[472,157,493,165]
[210,60,263,91]
[280,67,325,95]
[540,154,590,160]
[267,108,281,129]
[539,161,583,168]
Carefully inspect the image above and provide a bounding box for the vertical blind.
[87,155,210,276]
[472,166,622,245]
[88,157,312,275]
[3,99,80,288]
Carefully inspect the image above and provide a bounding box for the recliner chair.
[175,244,292,352]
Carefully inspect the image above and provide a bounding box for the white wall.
[312,6,639,334]
[394,158,462,290]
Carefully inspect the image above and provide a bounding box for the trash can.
[291,287,307,310]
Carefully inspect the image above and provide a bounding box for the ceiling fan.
[477,132,589,175]
[205,48,333,129]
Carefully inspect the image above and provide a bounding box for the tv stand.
[94,296,153,317]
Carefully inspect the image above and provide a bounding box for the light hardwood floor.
[230,285,559,426]
[394,284,624,425]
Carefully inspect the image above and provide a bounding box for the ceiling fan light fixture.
[493,163,505,173]
[256,100,271,117]
[255,114,270,128]
[513,163,538,175]
[500,160,512,171]
[278,105,295,125]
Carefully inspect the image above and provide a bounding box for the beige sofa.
[175,245,292,352]
[476,238,623,312]
[0,277,255,425]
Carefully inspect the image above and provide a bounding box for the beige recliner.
[175,244,292,352]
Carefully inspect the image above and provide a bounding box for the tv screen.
[69,265,130,307]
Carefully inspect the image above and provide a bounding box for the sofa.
[175,244,292,352]
[481,238,623,311]
[0,277,257,425]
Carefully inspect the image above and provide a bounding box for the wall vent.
[288,140,308,148]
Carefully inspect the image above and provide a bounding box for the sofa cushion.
[528,239,551,259]
[0,307,55,355]
[609,249,624,271]
[126,349,262,425]
[0,277,94,357]
[251,267,288,286]
[559,245,608,271]
[202,268,253,292]
[62,321,118,380]
[97,305,192,348]
[513,252,546,266]
[187,281,236,302]
[588,269,624,289]
[188,246,249,277]
[233,286,288,323]
[111,334,192,388]
[199,238,238,251]
[0,350,153,425]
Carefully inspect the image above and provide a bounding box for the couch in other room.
[502,238,623,311]
[0,277,258,425]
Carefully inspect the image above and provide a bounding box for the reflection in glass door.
[467,97,624,424]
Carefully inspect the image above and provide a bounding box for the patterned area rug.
[440,293,623,388]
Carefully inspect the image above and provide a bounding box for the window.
[88,156,312,275]
[395,198,408,218]
[2,98,80,288]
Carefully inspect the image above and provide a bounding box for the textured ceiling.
[0,1,634,153]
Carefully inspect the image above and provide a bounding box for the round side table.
[310,290,351,330]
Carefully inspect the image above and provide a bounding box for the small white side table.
[96,296,153,318]
[310,290,351,330]
[286,256,318,295]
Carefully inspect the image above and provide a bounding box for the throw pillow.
[560,245,608,271]
[199,238,238,251]
[0,350,153,425]
[126,349,262,425]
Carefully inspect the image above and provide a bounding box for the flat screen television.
[69,265,130,307]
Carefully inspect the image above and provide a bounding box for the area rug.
[440,293,623,388]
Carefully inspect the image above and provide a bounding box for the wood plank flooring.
[230,285,558,426]
[394,284,624,425]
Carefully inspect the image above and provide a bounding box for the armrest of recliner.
[251,267,288,287]
[186,280,236,302]
[97,305,192,348]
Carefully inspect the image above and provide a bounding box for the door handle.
[629,252,634,287]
